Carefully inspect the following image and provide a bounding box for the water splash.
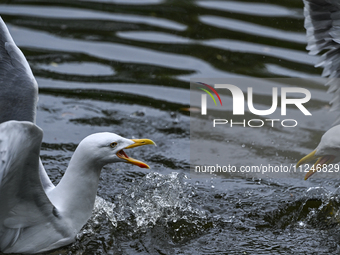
[114,172,207,231]
[267,186,340,230]
[71,197,118,254]
[75,171,210,247]
[305,187,340,226]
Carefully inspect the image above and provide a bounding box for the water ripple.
[200,15,306,43]
[117,31,192,44]
[197,1,300,17]
[0,5,187,31]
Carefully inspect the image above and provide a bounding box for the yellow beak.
[296,150,335,180]
[116,139,156,169]
[125,139,156,149]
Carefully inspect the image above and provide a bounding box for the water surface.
[1,1,340,254]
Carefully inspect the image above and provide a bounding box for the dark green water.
[1,0,340,254]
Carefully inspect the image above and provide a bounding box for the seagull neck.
[48,146,103,231]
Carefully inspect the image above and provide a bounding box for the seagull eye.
[110,142,117,148]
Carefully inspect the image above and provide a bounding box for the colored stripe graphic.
[197,82,222,106]
[200,88,216,105]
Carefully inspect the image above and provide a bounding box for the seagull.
[297,0,340,179]
[0,17,156,254]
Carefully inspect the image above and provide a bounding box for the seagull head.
[77,132,156,168]
[296,125,340,180]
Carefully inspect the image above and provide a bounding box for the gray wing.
[0,121,67,253]
[304,0,340,114]
[0,16,54,192]
[0,16,38,123]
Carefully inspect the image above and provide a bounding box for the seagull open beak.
[116,139,156,169]
[296,150,335,180]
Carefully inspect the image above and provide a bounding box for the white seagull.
[0,17,155,253]
[297,0,340,179]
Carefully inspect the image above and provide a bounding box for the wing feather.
[0,16,38,124]
[0,16,54,192]
[0,121,69,253]
[304,0,340,123]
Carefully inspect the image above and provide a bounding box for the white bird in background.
[297,0,340,179]
[0,17,156,253]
